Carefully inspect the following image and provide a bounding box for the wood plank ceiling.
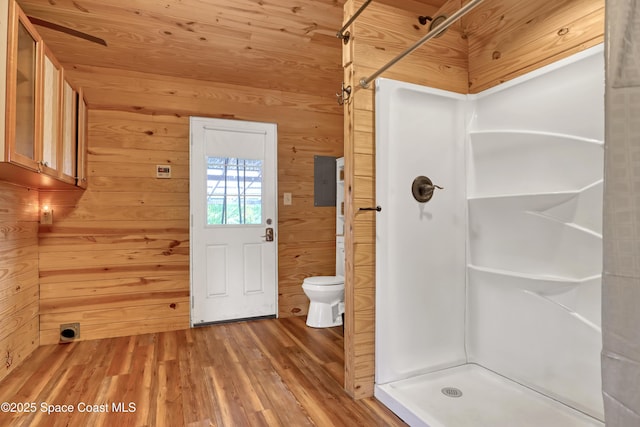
[17,0,446,98]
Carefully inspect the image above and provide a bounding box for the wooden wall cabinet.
[0,0,87,190]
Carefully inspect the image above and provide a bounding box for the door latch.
[262,227,274,242]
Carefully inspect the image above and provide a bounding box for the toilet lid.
[303,275,344,286]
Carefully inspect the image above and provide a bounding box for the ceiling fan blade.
[28,16,107,47]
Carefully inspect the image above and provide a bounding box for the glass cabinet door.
[76,89,89,188]
[14,20,37,160]
[41,46,62,175]
[60,80,77,183]
[7,5,41,170]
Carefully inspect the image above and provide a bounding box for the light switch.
[283,193,292,205]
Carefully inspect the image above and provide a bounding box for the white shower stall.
[374,46,604,427]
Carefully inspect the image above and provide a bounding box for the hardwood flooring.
[0,317,406,426]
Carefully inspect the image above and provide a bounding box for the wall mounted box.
[314,155,337,207]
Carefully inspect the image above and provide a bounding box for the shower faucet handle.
[412,176,443,203]
[424,183,444,191]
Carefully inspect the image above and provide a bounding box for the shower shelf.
[468,129,603,145]
[468,265,603,332]
[467,190,580,202]
[467,264,600,285]
[468,179,602,202]
[467,180,603,239]
[467,130,603,198]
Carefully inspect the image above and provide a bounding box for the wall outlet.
[41,209,53,225]
[283,192,292,205]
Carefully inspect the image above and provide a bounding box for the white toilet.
[302,237,345,328]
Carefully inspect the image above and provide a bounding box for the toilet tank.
[336,236,345,277]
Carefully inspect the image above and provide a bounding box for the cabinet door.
[41,45,62,176]
[60,79,77,184]
[6,4,42,170]
[76,89,88,188]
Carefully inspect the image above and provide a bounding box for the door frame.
[189,116,278,326]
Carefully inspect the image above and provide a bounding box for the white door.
[190,117,278,325]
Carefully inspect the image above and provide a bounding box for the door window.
[206,157,263,225]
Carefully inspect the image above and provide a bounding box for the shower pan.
[374,45,604,427]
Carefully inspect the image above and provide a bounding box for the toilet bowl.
[302,275,344,328]
[302,187,346,328]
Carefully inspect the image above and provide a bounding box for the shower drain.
[441,387,463,398]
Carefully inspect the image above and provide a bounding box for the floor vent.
[59,323,80,343]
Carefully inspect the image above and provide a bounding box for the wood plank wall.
[342,0,604,399]
[342,0,468,399]
[0,182,39,382]
[465,0,605,93]
[38,109,192,345]
[38,65,343,344]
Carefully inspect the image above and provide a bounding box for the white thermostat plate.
[156,164,171,178]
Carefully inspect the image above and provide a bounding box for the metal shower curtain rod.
[359,0,485,88]
[336,0,374,43]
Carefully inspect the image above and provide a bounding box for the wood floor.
[0,316,406,427]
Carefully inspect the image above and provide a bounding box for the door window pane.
[207,157,263,225]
